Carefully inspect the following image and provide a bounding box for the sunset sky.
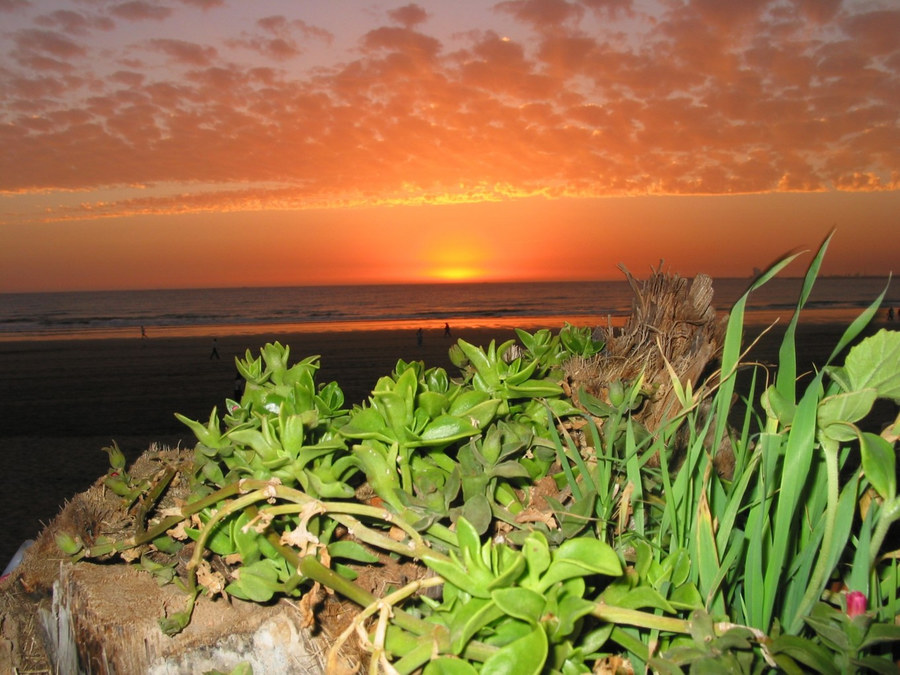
[1,0,898,292]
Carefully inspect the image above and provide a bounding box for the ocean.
[0,276,897,342]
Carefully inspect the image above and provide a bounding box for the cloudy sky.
[1,0,898,291]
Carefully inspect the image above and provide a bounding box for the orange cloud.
[110,2,172,22]
[0,0,897,225]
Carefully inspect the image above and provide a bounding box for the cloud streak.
[0,0,898,224]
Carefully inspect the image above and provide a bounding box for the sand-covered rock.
[0,446,357,674]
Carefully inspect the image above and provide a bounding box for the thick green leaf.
[232,511,261,565]
[226,559,281,602]
[186,516,236,557]
[176,409,224,448]
[327,540,380,564]
[713,626,755,652]
[506,379,564,398]
[761,385,795,425]
[420,414,480,444]
[448,597,504,654]
[523,531,552,585]
[486,551,526,591]
[458,339,499,384]
[229,428,280,460]
[804,605,850,651]
[852,654,900,675]
[663,549,692,588]
[538,560,606,592]
[340,407,393,442]
[460,494,493,535]
[492,587,545,625]
[424,658,480,675]
[417,391,448,419]
[839,329,900,402]
[554,537,623,576]
[861,433,897,503]
[456,515,483,562]
[668,582,704,610]
[421,552,482,597]
[769,635,841,675]
[480,625,548,675]
[490,461,530,480]
[552,594,596,641]
[818,389,877,432]
[860,620,900,648]
[306,470,355,499]
[279,413,306,456]
[607,585,677,613]
[544,397,582,417]
[376,390,413,438]
[460,399,502,429]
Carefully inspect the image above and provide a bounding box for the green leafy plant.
[57,233,900,673]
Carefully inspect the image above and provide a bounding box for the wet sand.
[1,318,894,566]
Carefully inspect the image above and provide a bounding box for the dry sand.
[1,318,895,567]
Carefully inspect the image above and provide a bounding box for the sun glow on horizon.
[417,237,498,283]
[428,266,488,282]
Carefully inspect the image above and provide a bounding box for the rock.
[1,446,357,674]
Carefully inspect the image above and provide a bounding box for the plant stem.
[869,496,900,570]
[297,555,497,663]
[591,602,691,634]
[134,465,178,536]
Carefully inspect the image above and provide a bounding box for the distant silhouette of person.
[444,322,451,337]
[209,338,220,360]
[233,371,245,400]
[417,327,423,346]
[140,325,147,339]
[890,307,895,321]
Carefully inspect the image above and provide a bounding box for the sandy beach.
[0,326,515,566]
[1,318,894,567]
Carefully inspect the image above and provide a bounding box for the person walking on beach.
[444,322,451,337]
[890,307,895,322]
[417,327,423,346]
[209,338,220,360]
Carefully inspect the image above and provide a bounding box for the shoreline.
[1,305,894,343]
[1,318,896,566]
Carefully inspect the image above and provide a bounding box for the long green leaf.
[545,414,582,502]
[742,432,780,629]
[824,282,889,368]
[715,448,761,554]
[716,249,801,444]
[624,420,645,536]
[775,231,833,404]
[786,474,861,633]
[695,489,724,615]
[762,373,822,631]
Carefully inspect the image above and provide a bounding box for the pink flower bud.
[846,590,867,617]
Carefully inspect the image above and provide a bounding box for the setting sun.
[421,238,492,283]
[429,266,486,282]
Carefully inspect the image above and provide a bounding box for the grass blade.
[775,230,833,403]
